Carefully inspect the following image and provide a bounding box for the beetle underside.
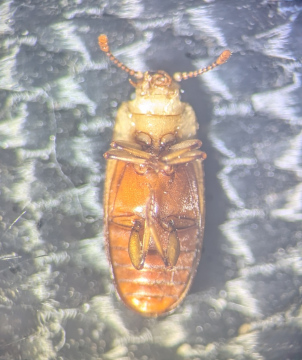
[100,34,230,316]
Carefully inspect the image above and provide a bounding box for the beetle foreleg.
[160,139,207,165]
[161,139,202,162]
[169,139,202,152]
[111,140,153,160]
[128,192,154,270]
[163,150,207,165]
[104,149,148,165]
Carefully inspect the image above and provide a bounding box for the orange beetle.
[99,35,231,317]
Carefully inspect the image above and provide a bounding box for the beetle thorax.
[127,71,185,152]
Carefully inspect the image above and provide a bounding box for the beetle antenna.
[173,50,232,82]
[99,34,143,80]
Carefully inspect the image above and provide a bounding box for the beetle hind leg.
[128,221,145,270]
[128,219,152,270]
[148,221,180,268]
[166,221,180,267]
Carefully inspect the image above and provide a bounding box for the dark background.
[0,0,302,359]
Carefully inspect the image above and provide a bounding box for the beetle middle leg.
[165,220,180,267]
[128,188,171,269]
[104,141,153,174]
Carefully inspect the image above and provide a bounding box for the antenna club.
[173,49,231,82]
[98,34,142,80]
[98,34,109,52]
[216,50,232,65]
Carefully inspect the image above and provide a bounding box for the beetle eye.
[135,132,152,147]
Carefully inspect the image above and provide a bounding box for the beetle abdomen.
[109,223,201,315]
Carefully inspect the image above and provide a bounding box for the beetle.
[99,34,231,316]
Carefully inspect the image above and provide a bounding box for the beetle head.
[130,71,179,95]
[128,70,184,119]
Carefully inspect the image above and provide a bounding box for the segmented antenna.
[98,35,143,79]
[173,50,232,82]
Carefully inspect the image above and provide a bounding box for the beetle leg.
[144,188,167,266]
[128,192,154,270]
[149,223,166,265]
[104,149,148,165]
[111,139,142,149]
[166,221,180,267]
[128,221,145,270]
[169,139,202,152]
[160,139,207,165]
[163,150,207,165]
[142,217,151,256]
[161,141,201,162]
[111,141,153,160]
